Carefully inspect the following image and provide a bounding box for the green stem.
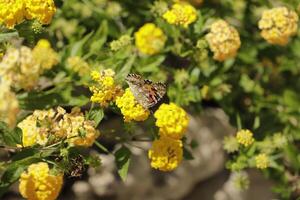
[94,141,110,154]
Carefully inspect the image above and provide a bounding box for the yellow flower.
[18,109,56,147]
[154,103,189,140]
[0,81,19,128]
[0,43,57,90]
[148,136,183,171]
[163,3,197,28]
[89,70,123,107]
[0,0,56,29]
[205,19,241,61]
[236,129,255,147]
[67,56,90,76]
[135,23,166,55]
[258,7,298,45]
[24,0,56,24]
[19,162,63,200]
[0,0,24,29]
[18,107,99,147]
[255,153,269,169]
[32,39,58,70]
[110,35,132,51]
[58,107,100,147]
[116,88,150,122]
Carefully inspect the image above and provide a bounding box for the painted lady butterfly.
[126,74,166,109]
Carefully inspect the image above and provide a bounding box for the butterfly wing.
[126,74,166,109]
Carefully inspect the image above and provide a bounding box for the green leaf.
[70,31,94,57]
[89,20,108,53]
[253,116,260,130]
[190,68,200,84]
[183,147,194,160]
[193,10,204,34]
[17,90,66,110]
[236,113,242,130]
[0,32,18,43]
[115,146,131,181]
[116,53,137,81]
[0,156,40,197]
[94,141,109,154]
[0,122,22,147]
[87,107,104,127]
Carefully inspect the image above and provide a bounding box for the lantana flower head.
[89,69,123,107]
[0,0,56,28]
[258,7,298,45]
[0,80,19,128]
[163,2,197,28]
[236,129,255,147]
[255,153,269,169]
[18,107,100,147]
[0,41,58,90]
[19,162,63,200]
[135,23,166,55]
[148,136,183,171]
[154,103,189,140]
[206,19,241,61]
[116,88,150,122]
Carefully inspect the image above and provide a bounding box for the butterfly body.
[125,74,166,109]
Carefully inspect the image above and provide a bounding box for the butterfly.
[125,74,166,109]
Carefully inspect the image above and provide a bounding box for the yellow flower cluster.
[149,103,188,171]
[236,129,255,147]
[163,3,197,28]
[17,110,52,147]
[110,35,132,51]
[0,81,19,128]
[148,136,183,171]
[67,56,90,76]
[154,103,189,140]
[135,23,167,55]
[0,0,56,29]
[58,107,100,147]
[32,39,59,70]
[255,153,269,169]
[258,7,298,45]
[0,40,58,90]
[18,107,100,147]
[206,20,241,61]
[89,69,123,107]
[19,162,63,200]
[25,0,56,25]
[116,88,150,122]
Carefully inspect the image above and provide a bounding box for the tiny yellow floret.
[19,162,63,200]
[154,103,189,140]
[206,19,241,61]
[116,88,150,122]
[135,23,166,55]
[258,7,298,45]
[236,129,255,147]
[148,136,183,171]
